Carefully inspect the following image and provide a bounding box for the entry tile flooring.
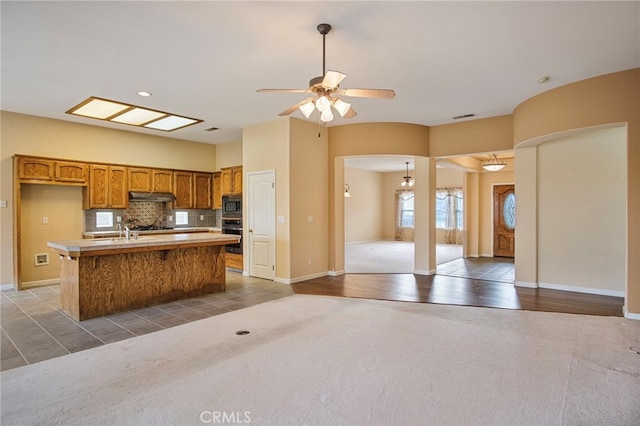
[1,273,293,372]
[437,257,515,283]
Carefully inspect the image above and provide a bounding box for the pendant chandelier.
[482,153,506,172]
[400,162,414,187]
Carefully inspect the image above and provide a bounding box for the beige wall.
[289,118,328,280]
[243,117,329,282]
[242,118,291,279]
[216,140,242,170]
[430,115,513,157]
[436,167,464,188]
[1,111,217,286]
[513,68,639,315]
[20,185,84,285]
[538,127,626,294]
[344,167,384,243]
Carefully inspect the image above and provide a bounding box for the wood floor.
[291,273,624,317]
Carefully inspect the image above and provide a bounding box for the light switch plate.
[277,216,285,224]
[0,200,7,208]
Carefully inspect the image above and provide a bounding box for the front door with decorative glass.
[493,184,515,257]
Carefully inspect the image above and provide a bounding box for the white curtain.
[395,190,415,242]
[436,187,463,244]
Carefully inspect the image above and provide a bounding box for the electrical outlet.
[42,216,48,224]
[116,216,122,223]
[307,257,312,265]
[168,215,173,222]
[200,215,204,221]
[0,200,7,208]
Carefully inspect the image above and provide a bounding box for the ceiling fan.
[257,23,396,123]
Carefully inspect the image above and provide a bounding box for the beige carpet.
[345,241,462,273]
[2,295,639,425]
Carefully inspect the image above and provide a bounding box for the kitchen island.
[48,233,240,320]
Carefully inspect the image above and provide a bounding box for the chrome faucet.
[124,225,130,241]
[115,223,122,240]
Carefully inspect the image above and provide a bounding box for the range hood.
[129,192,176,202]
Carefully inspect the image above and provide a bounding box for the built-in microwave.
[222,195,242,218]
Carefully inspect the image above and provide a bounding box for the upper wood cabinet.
[173,171,194,209]
[194,173,212,209]
[55,161,88,184]
[221,166,242,195]
[16,156,89,185]
[152,169,173,192]
[128,167,152,192]
[212,172,222,209]
[17,156,54,181]
[87,165,127,208]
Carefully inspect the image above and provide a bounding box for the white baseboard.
[414,269,436,276]
[480,253,493,258]
[0,284,15,291]
[275,271,328,285]
[467,253,480,258]
[21,278,60,289]
[623,306,640,320]
[538,282,625,298]
[515,281,537,288]
[345,239,381,245]
[328,269,345,277]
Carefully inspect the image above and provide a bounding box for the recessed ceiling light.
[66,96,202,132]
[137,91,152,97]
[537,76,550,84]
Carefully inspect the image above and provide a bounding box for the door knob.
[249,229,253,233]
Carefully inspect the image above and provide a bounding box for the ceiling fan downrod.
[317,23,331,76]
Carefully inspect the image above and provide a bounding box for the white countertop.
[49,232,239,256]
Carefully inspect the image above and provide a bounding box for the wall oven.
[221,218,242,254]
[222,195,242,218]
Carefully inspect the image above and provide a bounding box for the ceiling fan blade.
[257,88,310,93]
[343,106,358,119]
[339,88,396,99]
[322,70,346,89]
[278,97,315,116]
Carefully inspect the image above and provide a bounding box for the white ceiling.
[2,1,639,150]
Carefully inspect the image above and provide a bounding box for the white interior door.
[248,170,275,280]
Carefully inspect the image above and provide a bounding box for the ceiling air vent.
[452,113,476,120]
[205,127,219,132]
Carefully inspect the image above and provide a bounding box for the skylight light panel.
[66,96,202,132]
[144,115,198,131]
[111,108,166,125]
[68,98,129,119]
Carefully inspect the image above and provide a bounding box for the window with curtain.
[395,190,415,241]
[436,187,463,244]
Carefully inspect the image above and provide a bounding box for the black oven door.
[222,218,242,254]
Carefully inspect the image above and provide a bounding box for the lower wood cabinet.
[226,253,243,270]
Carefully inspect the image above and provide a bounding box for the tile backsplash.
[85,202,221,232]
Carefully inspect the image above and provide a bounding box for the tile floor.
[436,257,515,283]
[1,273,293,372]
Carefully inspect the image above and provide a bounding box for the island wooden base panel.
[60,246,226,320]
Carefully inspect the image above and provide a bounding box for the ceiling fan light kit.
[258,23,395,123]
